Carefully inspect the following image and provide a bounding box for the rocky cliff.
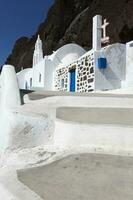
[5,0,133,72]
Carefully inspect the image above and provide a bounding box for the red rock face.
[5,0,133,72]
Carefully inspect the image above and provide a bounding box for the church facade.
[17,15,133,92]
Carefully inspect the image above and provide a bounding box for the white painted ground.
[1,65,133,199]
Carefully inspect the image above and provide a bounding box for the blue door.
[70,69,76,92]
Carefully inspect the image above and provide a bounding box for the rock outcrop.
[5,0,133,72]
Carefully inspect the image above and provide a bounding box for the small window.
[30,78,32,88]
[39,73,41,82]
[25,81,28,90]
[61,79,64,88]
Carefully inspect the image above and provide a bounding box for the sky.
[0,0,54,66]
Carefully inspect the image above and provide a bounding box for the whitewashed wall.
[32,59,45,88]
[43,58,54,90]
[17,69,32,90]
[25,69,33,90]
[17,43,128,92]
[94,43,126,91]
[17,44,86,91]
[122,41,133,88]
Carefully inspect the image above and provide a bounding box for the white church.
[17,15,133,92]
[1,15,133,200]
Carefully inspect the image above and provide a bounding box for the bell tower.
[33,35,43,67]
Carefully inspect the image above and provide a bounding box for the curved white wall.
[0,65,21,150]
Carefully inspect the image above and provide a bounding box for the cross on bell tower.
[101,19,110,45]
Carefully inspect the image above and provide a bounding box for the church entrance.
[69,69,76,92]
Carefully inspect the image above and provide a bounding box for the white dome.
[50,43,86,67]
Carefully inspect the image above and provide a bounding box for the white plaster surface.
[32,59,45,88]
[50,43,86,67]
[95,43,126,91]
[15,38,133,92]
[93,15,102,51]
[18,42,86,91]
[1,88,133,199]
[17,68,33,90]
[33,35,43,67]
[122,41,133,88]
[0,65,21,150]
[1,65,21,109]
[3,92,133,154]
[1,62,133,199]
[54,119,133,154]
[43,58,54,90]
